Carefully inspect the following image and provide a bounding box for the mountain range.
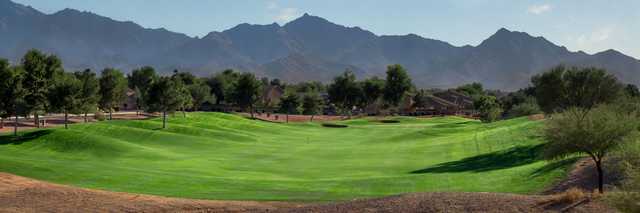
[1,0,639,90]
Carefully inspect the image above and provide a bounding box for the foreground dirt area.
[0,171,614,213]
[277,192,612,213]
[0,173,301,213]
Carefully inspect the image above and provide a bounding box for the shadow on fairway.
[529,157,578,178]
[0,130,53,145]
[410,144,545,174]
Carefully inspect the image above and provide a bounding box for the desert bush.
[94,111,106,121]
[508,97,542,118]
[538,188,588,207]
[606,140,640,212]
[555,188,586,204]
[474,95,503,123]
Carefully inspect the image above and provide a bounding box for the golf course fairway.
[0,113,573,201]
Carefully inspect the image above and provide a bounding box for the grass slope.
[0,113,573,201]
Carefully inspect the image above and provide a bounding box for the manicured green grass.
[0,113,573,201]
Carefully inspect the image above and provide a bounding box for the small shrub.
[556,188,586,204]
[540,188,587,206]
[95,111,105,121]
[606,140,640,212]
[508,97,542,118]
[322,123,348,128]
[379,119,400,124]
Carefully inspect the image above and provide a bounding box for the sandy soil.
[0,173,302,213]
[277,192,613,213]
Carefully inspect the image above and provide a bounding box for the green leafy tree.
[127,66,158,114]
[279,93,301,123]
[206,69,239,105]
[413,90,428,109]
[230,73,261,118]
[48,73,82,129]
[188,82,212,111]
[146,77,183,128]
[625,84,640,98]
[99,68,128,120]
[0,60,26,136]
[383,64,412,107]
[456,82,485,97]
[328,70,362,117]
[474,95,503,123]
[543,104,639,193]
[22,49,62,128]
[74,69,100,122]
[532,66,623,114]
[500,87,535,113]
[302,92,324,122]
[362,76,385,108]
[173,70,198,85]
[176,79,193,117]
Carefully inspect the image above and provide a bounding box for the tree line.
[0,50,417,132]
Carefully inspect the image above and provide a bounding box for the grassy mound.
[0,113,570,201]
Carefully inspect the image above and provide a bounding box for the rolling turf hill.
[0,113,574,201]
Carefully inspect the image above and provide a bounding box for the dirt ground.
[0,173,302,213]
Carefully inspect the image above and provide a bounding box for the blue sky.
[13,0,640,58]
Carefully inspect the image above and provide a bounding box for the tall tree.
[188,82,212,111]
[543,104,639,193]
[302,92,324,122]
[127,66,158,114]
[362,76,385,108]
[456,82,485,98]
[22,50,62,128]
[206,69,239,105]
[99,68,128,120]
[279,93,301,123]
[0,60,26,136]
[532,66,623,114]
[48,73,82,129]
[146,77,182,128]
[173,70,198,85]
[328,70,361,117]
[230,73,262,118]
[176,79,193,117]
[74,69,100,122]
[383,64,412,107]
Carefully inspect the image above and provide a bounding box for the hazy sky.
[12,0,640,58]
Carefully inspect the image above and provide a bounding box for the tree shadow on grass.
[529,157,579,178]
[0,130,53,145]
[410,144,545,174]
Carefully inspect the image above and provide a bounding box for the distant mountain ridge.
[1,0,638,90]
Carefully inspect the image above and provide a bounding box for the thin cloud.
[567,27,616,53]
[275,8,300,22]
[528,4,552,15]
[267,1,278,10]
[267,1,300,23]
